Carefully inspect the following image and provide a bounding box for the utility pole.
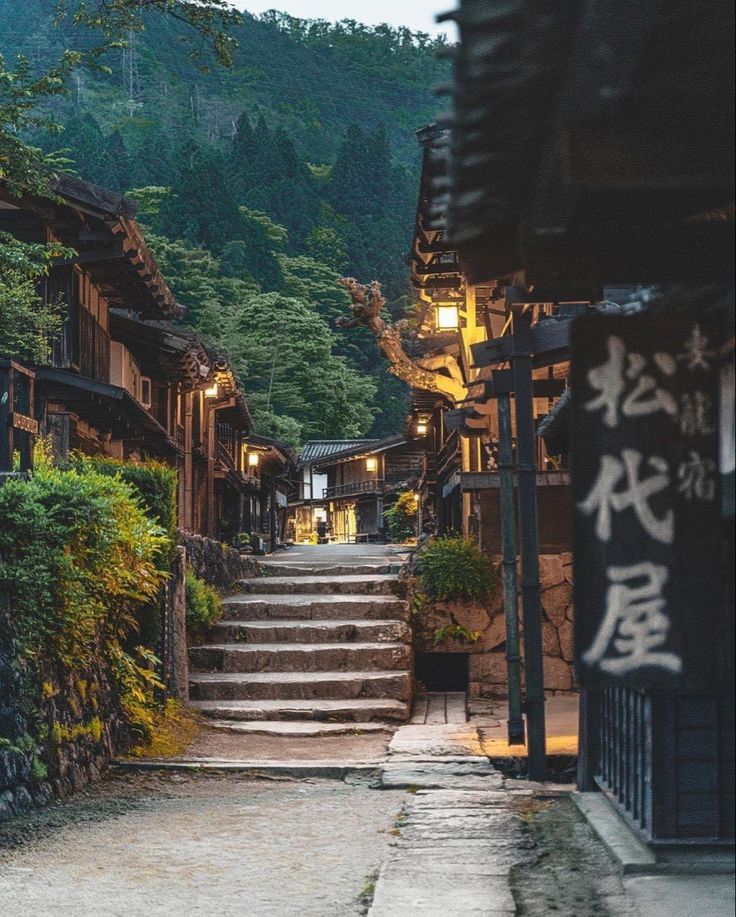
[511,304,547,780]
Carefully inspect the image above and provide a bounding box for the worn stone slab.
[377,760,503,791]
[189,697,410,722]
[260,563,400,577]
[236,574,399,595]
[189,641,411,674]
[221,594,410,622]
[114,758,382,779]
[388,724,484,757]
[205,719,392,737]
[189,669,411,702]
[368,783,534,917]
[211,618,411,645]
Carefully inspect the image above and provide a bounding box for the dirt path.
[0,771,403,917]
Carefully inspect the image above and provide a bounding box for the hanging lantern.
[366,457,378,473]
[248,452,260,467]
[435,302,460,331]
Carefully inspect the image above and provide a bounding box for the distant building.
[292,436,423,543]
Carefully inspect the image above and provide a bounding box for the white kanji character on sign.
[679,391,714,436]
[579,449,674,543]
[681,324,715,371]
[677,451,716,501]
[583,562,682,676]
[586,336,626,427]
[585,336,677,429]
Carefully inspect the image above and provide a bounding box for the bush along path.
[0,450,175,818]
[187,549,413,732]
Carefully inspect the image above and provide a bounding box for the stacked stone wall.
[408,552,575,698]
[1,605,129,821]
[179,532,260,593]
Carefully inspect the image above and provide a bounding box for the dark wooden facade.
[441,0,735,847]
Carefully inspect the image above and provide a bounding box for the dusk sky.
[231,1,455,38]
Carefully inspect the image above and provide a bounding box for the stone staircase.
[188,561,412,727]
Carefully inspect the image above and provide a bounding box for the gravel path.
[0,772,403,917]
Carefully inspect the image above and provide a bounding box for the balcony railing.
[216,439,236,471]
[323,479,384,499]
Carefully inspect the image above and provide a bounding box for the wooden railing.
[216,440,236,470]
[596,686,652,835]
[323,479,384,499]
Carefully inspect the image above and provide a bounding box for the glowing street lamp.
[248,452,260,468]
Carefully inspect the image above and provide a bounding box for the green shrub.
[72,455,178,651]
[185,572,222,638]
[417,535,498,602]
[0,452,170,741]
[384,491,418,542]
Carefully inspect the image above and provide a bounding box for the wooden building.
[292,436,423,543]
[0,174,290,547]
[408,125,573,554]
[441,0,734,846]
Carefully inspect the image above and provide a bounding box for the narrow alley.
[2,547,730,916]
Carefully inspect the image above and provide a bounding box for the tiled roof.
[298,440,379,466]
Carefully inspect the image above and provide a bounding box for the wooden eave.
[35,367,180,456]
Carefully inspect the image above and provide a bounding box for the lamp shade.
[435,304,460,330]
[366,457,378,472]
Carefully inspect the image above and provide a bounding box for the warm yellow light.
[366,457,378,473]
[248,452,260,467]
[416,421,428,436]
[204,383,219,397]
[435,304,460,330]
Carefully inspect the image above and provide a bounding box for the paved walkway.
[0,775,402,916]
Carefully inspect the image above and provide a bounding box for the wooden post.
[511,306,548,780]
[269,478,278,553]
[494,376,526,746]
[182,390,194,532]
[206,395,216,538]
[164,545,188,701]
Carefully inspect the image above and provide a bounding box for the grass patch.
[128,700,202,758]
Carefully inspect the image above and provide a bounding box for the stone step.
[189,697,410,722]
[189,641,411,674]
[189,670,412,702]
[204,720,393,736]
[210,618,411,645]
[260,563,402,577]
[221,594,410,622]
[235,574,399,596]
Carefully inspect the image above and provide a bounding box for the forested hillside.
[0,3,448,444]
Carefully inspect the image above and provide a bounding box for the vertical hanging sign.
[571,311,724,689]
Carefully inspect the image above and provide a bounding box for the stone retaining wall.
[179,532,260,593]
[1,605,129,821]
[409,553,575,698]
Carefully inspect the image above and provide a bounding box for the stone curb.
[572,791,658,875]
[112,757,384,780]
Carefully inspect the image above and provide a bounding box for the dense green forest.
[0,2,448,445]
